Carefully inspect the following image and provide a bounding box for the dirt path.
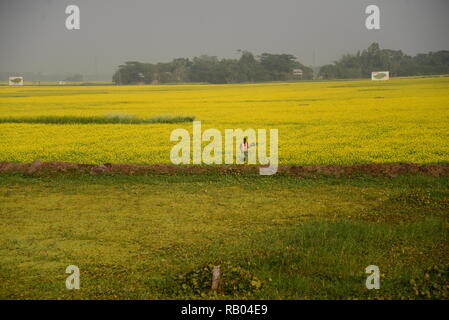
[1,160,449,177]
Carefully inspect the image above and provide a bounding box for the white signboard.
[371,71,389,81]
[9,76,24,86]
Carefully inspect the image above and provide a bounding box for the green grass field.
[1,172,448,299]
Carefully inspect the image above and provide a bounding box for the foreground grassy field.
[0,172,448,299]
[1,76,448,300]
[0,76,448,164]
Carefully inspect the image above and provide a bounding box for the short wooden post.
[211,265,221,291]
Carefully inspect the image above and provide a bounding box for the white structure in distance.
[371,71,389,81]
[9,76,24,86]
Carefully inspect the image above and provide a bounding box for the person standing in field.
[240,137,249,163]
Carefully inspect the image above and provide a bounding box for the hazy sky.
[1,0,448,76]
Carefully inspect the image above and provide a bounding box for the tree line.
[319,42,449,79]
[112,43,449,84]
[112,51,313,84]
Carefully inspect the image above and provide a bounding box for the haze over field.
[1,0,449,79]
[1,1,449,302]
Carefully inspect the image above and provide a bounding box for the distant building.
[371,71,390,80]
[9,76,24,86]
[292,69,303,79]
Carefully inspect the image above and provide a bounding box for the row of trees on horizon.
[113,43,449,84]
[113,52,313,84]
[320,43,449,79]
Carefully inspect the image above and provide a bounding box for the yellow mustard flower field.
[0,76,448,165]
